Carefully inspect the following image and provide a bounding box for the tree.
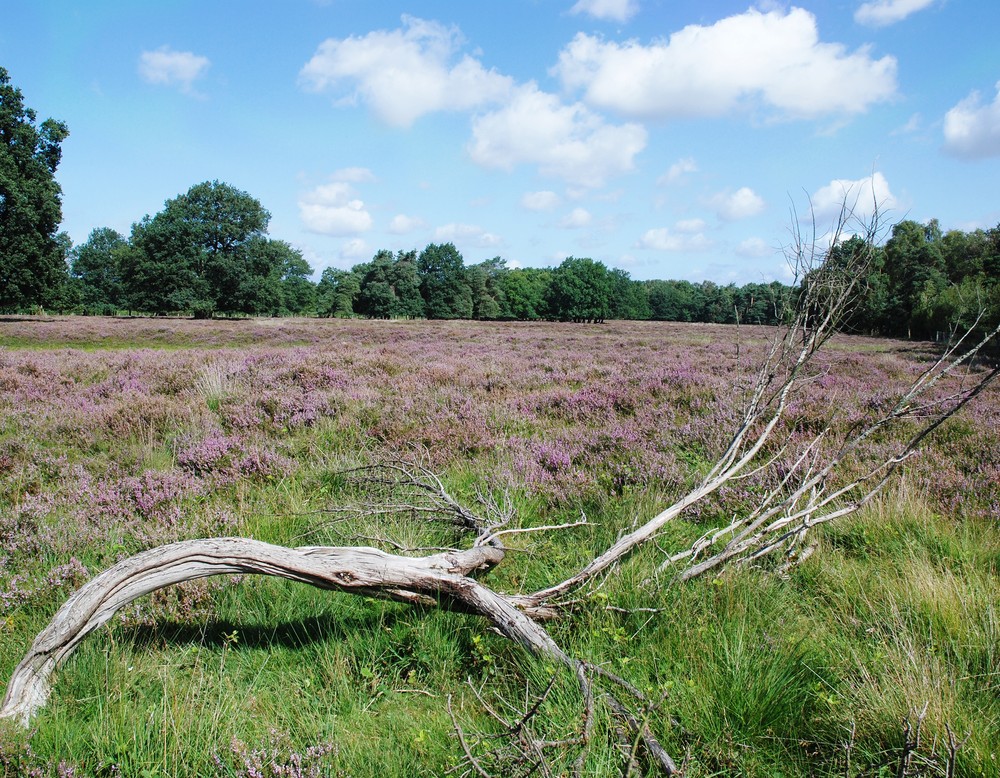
[354,250,397,319]
[265,240,315,316]
[418,243,472,319]
[497,267,551,320]
[546,257,613,323]
[884,219,947,338]
[608,268,651,320]
[121,181,273,317]
[0,67,70,312]
[70,228,128,314]
[388,250,425,319]
[467,257,507,320]
[316,267,360,317]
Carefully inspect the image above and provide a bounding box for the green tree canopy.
[467,257,508,320]
[70,227,127,314]
[546,257,612,323]
[0,67,70,312]
[418,243,472,319]
[121,180,287,317]
[317,267,360,317]
[497,267,551,320]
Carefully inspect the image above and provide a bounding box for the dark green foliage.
[275,243,316,315]
[466,257,508,320]
[316,267,360,317]
[0,67,70,312]
[608,267,651,320]
[646,279,700,321]
[352,250,425,319]
[840,218,1000,340]
[497,267,551,320]
[70,227,127,314]
[546,256,613,322]
[120,180,313,317]
[418,243,472,319]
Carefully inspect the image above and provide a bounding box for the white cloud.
[674,218,706,233]
[553,8,897,120]
[558,208,593,229]
[736,237,773,258]
[891,113,922,136]
[943,82,1000,159]
[570,0,639,23]
[299,181,374,236]
[709,187,766,221]
[657,157,698,185]
[299,15,513,127]
[138,46,210,94]
[434,223,503,248]
[635,228,713,252]
[331,167,376,183]
[468,84,647,187]
[340,238,371,260]
[811,171,898,222]
[522,190,562,211]
[855,0,935,27]
[389,214,426,234]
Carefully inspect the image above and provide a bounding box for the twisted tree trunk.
[0,538,566,727]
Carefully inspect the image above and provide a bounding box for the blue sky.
[3,0,999,283]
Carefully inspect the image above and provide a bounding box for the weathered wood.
[0,537,566,726]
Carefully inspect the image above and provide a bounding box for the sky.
[3,0,999,284]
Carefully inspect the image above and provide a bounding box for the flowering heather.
[0,318,995,525]
[0,315,998,773]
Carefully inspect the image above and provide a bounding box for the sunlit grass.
[1,317,997,776]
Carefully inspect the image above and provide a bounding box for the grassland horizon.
[1,316,997,777]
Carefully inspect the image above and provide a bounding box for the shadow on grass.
[113,605,414,654]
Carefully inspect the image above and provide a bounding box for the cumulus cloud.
[635,228,713,252]
[138,46,210,94]
[709,187,765,221]
[569,0,639,23]
[736,237,773,258]
[339,238,371,260]
[434,223,503,248]
[943,83,1000,159]
[389,214,426,234]
[855,0,935,26]
[522,190,562,211]
[330,167,376,183]
[891,113,922,136]
[811,171,898,222]
[674,218,706,233]
[557,208,593,229]
[468,84,647,187]
[299,181,374,236]
[657,157,698,185]
[299,15,513,127]
[553,7,897,120]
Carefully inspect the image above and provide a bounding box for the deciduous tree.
[0,67,70,312]
[546,256,612,323]
[121,181,277,317]
[418,243,472,319]
[70,228,127,314]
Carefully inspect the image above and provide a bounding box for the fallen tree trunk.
[0,538,567,727]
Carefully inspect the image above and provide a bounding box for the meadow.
[0,316,997,777]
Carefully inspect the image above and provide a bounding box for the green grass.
[2,321,998,777]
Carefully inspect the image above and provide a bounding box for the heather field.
[0,316,998,777]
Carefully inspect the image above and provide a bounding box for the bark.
[0,538,566,727]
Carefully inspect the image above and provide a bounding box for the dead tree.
[2,199,997,774]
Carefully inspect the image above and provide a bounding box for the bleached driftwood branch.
[0,538,565,727]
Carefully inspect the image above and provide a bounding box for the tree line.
[54,189,1000,339]
[2,66,997,336]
